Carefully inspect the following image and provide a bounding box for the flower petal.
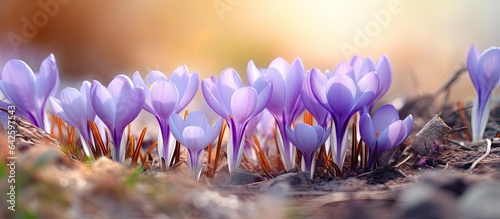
[326,74,356,117]
[354,72,379,110]
[359,112,376,149]
[182,126,207,152]
[247,60,261,85]
[230,87,257,124]
[467,44,481,91]
[269,57,290,78]
[171,66,199,112]
[36,54,60,106]
[285,58,305,113]
[1,59,38,114]
[218,68,242,110]
[374,54,392,100]
[150,79,179,121]
[90,80,116,129]
[477,47,500,92]
[289,123,321,155]
[115,87,145,132]
[184,111,209,129]
[107,75,133,101]
[302,69,330,126]
[377,121,406,152]
[264,68,285,116]
[309,68,331,112]
[202,78,230,121]
[372,104,399,133]
[146,70,167,85]
[168,114,186,145]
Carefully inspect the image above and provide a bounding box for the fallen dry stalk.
[468,138,492,172]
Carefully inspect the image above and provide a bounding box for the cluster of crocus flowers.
[1,52,419,180]
[248,58,306,170]
[202,68,272,173]
[133,67,198,168]
[90,75,146,162]
[466,45,500,142]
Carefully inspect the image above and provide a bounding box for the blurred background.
[0,0,499,109]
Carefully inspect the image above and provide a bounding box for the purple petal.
[90,80,116,130]
[332,62,355,80]
[168,114,185,144]
[247,60,261,85]
[402,114,414,142]
[218,68,242,110]
[374,54,392,100]
[357,58,375,80]
[171,66,199,112]
[132,72,155,113]
[80,81,96,122]
[184,111,209,129]
[288,123,321,155]
[269,57,290,78]
[1,59,38,113]
[36,54,60,105]
[302,69,330,126]
[59,87,88,133]
[107,75,133,101]
[467,45,481,91]
[207,117,223,145]
[359,112,376,149]
[377,121,406,152]
[182,126,207,152]
[115,87,145,133]
[326,74,356,117]
[354,72,379,110]
[253,81,272,116]
[285,58,305,113]
[49,97,73,127]
[146,70,167,85]
[372,104,399,133]
[350,56,363,71]
[309,69,331,112]
[201,78,230,121]
[150,79,179,120]
[230,87,257,124]
[477,47,500,92]
[264,68,286,116]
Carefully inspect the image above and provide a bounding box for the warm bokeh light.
[0,0,499,104]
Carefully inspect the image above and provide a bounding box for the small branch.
[468,139,492,172]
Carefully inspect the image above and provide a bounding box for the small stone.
[410,115,452,156]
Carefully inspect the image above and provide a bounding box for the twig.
[394,154,413,168]
[468,139,492,172]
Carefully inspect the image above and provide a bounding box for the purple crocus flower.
[202,68,272,173]
[49,81,96,157]
[248,57,305,170]
[133,66,199,168]
[169,111,222,181]
[302,69,331,127]
[359,104,413,168]
[310,65,379,171]
[350,55,392,111]
[0,54,60,132]
[90,75,145,162]
[466,45,500,142]
[286,123,330,179]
